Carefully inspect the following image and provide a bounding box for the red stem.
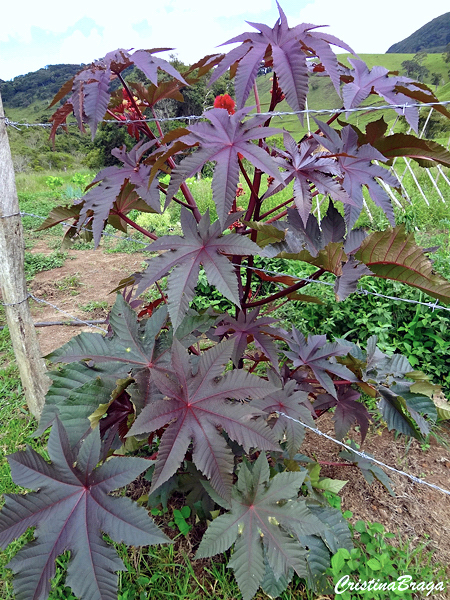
[115,211,157,241]
[259,197,294,220]
[253,82,261,114]
[265,209,288,224]
[243,268,325,309]
[242,167,263,305]
[155,281,167,304]
[117,74,202,223]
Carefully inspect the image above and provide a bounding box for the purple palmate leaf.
[284,328,358,399]
[0,420,169,600]
[134,208,261,329]
[314,120,399,229]
[252,371,315,457]
[166,107,282,226]
[127,338,280,499]
[214,308,283,370]
[58,48,186,139]
[334,256,373,301]
[131,49,187,86]
[210,1,353,113]
[314,386,370,442]
[343,59,420,131]
[265,133,355,225]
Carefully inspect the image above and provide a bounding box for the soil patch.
[304,414,450,570]
[28,241,146,355]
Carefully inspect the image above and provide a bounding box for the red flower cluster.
[111,88,146,140]
[214,94,236,115]
[269,78,285,103]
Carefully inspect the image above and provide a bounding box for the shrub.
[2,6,450,600]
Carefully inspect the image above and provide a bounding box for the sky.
[1,0,449,81]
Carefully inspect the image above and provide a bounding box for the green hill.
[0,64,83,109]
[387,13,450,53]
[2,53,449,171]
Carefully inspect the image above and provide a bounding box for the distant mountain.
[387,13,450,53]
[0,64,83,108]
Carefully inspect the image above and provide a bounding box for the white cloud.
[289,0,450,54]
[2,0,449,80]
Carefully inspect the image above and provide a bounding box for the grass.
[79,300,109,313]
[54,273,82,293]
[24,251,67,279]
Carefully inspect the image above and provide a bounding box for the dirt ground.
[26,240,450,592]
[28,240,147,355]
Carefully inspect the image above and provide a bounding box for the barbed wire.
[231,260,450,313]
[28,294,108,332]
[3,100,450,130]
[277,411,450,498]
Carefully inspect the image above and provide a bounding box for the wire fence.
[277,411,450,498]
[1,100,450,499]
[2,99,450,129]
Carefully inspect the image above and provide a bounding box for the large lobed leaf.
[49,48,186,140]
[283,329,358,399]
[251,371,315,457]
[314,386,370,443]
[342,59,421,131]
[355,226,450,303]
[77,141,160,247]
[265,133,355,225]
[127,338,280,499]
[214,308,283,370]
[314,120,399,229]
[196,453,324,600]
[34,362,120,447]
[165,107,282,226]
[0,420,169,600]
[133,209,261,329]
[47,294,169,373]
[210,1,353,113]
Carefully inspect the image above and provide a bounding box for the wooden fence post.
[0,91,49,420]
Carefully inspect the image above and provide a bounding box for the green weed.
[24,251,67,279]
[79,300,108,313]
[54,273,82,294]
[327,517,449,599]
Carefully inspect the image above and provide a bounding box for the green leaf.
[196,454,323,600]
[367,557,381,570]
[35,363,119,446]
[313,478,347,494]
[331,548,350,574]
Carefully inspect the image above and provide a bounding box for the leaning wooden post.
[0,91,49,420]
